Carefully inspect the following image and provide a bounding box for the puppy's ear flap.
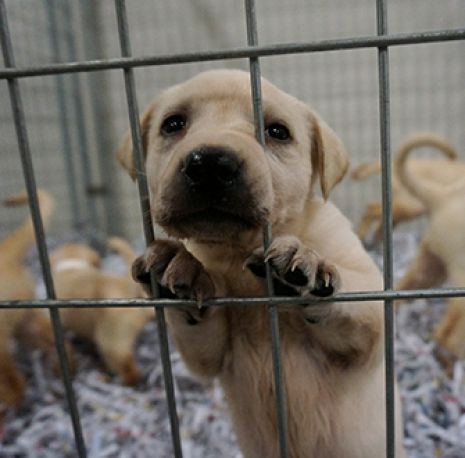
[116,102,156,180]
[310,112,349,199]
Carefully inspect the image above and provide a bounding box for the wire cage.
[0,1,465,457]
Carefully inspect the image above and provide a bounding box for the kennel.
[1,0,465,457]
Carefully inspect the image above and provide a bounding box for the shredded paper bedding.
[1,233,464,458]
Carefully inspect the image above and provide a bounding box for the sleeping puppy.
[117,69,406,458]
[51,238,153,385]
[394,137,465,363]
[352,133,462,244]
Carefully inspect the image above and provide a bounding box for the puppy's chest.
[225,306,326,384]
[206,260,265,297]
[222,307,337,454]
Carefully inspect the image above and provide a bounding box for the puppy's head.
[117,70,348,243]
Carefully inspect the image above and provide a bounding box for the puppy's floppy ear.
[116,101,156,180]
[309,112,349,199]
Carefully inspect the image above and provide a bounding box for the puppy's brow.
[263,106,289,126]
[161,102,190,120]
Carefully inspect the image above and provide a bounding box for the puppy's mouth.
[177,208,254,227]
[157,205,268,241]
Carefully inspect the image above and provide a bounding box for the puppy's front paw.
[132,239,215,304]
[245,235,340,298]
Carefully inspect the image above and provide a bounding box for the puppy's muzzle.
[181,146,242,192]
[155,143,269,240]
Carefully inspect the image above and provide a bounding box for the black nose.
[182,147,241,190]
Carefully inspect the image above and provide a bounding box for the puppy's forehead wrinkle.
[164,94,251,121]
[160,101,191,118]
[157,73,305,128]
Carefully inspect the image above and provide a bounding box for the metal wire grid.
[0,1,114,239]
[45,0,99,235]
[1,1,465,457]
[0,1,85,455]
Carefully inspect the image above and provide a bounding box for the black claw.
[158,285,177,299]
[273,279,299,297]
[172,284,192,299]
[135,269,151,286]
[132,257,151,285]
[283,267,308,287]
[247,261,267,278]
[311,285,334,297]
[306,317,321,324]
[310,277,334,297]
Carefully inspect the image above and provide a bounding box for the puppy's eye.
[266,123,291,142]
[161,114,187,136]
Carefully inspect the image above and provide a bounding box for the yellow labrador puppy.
[51,238,152,385]
[118,69,406,458]
[395,135,465,362]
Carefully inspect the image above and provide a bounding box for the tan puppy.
[118,69,406,458]
[51,238,153,385]
[395,137,465,361]
[0,190,63,408]
[352,133,463,244]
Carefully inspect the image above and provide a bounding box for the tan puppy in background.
[118,70,406,457]
[395,136,465,361]
[51,237,153,385]
[0,190,66,408]
[352,133,464,244]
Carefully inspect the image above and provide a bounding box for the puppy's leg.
[392,200,424,225]
[396,243,447,291]
[246,235,382,367]
[0,330,25,408]
[372,200,424,245]
[15,310,76,375]
[357,202,382,243]
[0,311,26,408]
[94,308,145,385]
[434,297,465,360]
[133,239,228,378]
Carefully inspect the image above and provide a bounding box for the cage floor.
[0,233,464,458]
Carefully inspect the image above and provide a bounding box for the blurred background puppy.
[394,135,465,364]
[51,237,153,385]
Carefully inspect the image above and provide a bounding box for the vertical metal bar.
[44,0,82,230]
[114,1,183,457]
[244,1,289,457]
[376,1,395,457]
[0,2,87,457]
[62,0,100,232]
[78,0,124,237]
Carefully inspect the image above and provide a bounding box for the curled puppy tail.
[394,133,458,211]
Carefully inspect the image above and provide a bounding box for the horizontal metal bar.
[2,287,465,310]
[0,28,463,79]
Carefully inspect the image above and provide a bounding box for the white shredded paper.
[0,233,464,458]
